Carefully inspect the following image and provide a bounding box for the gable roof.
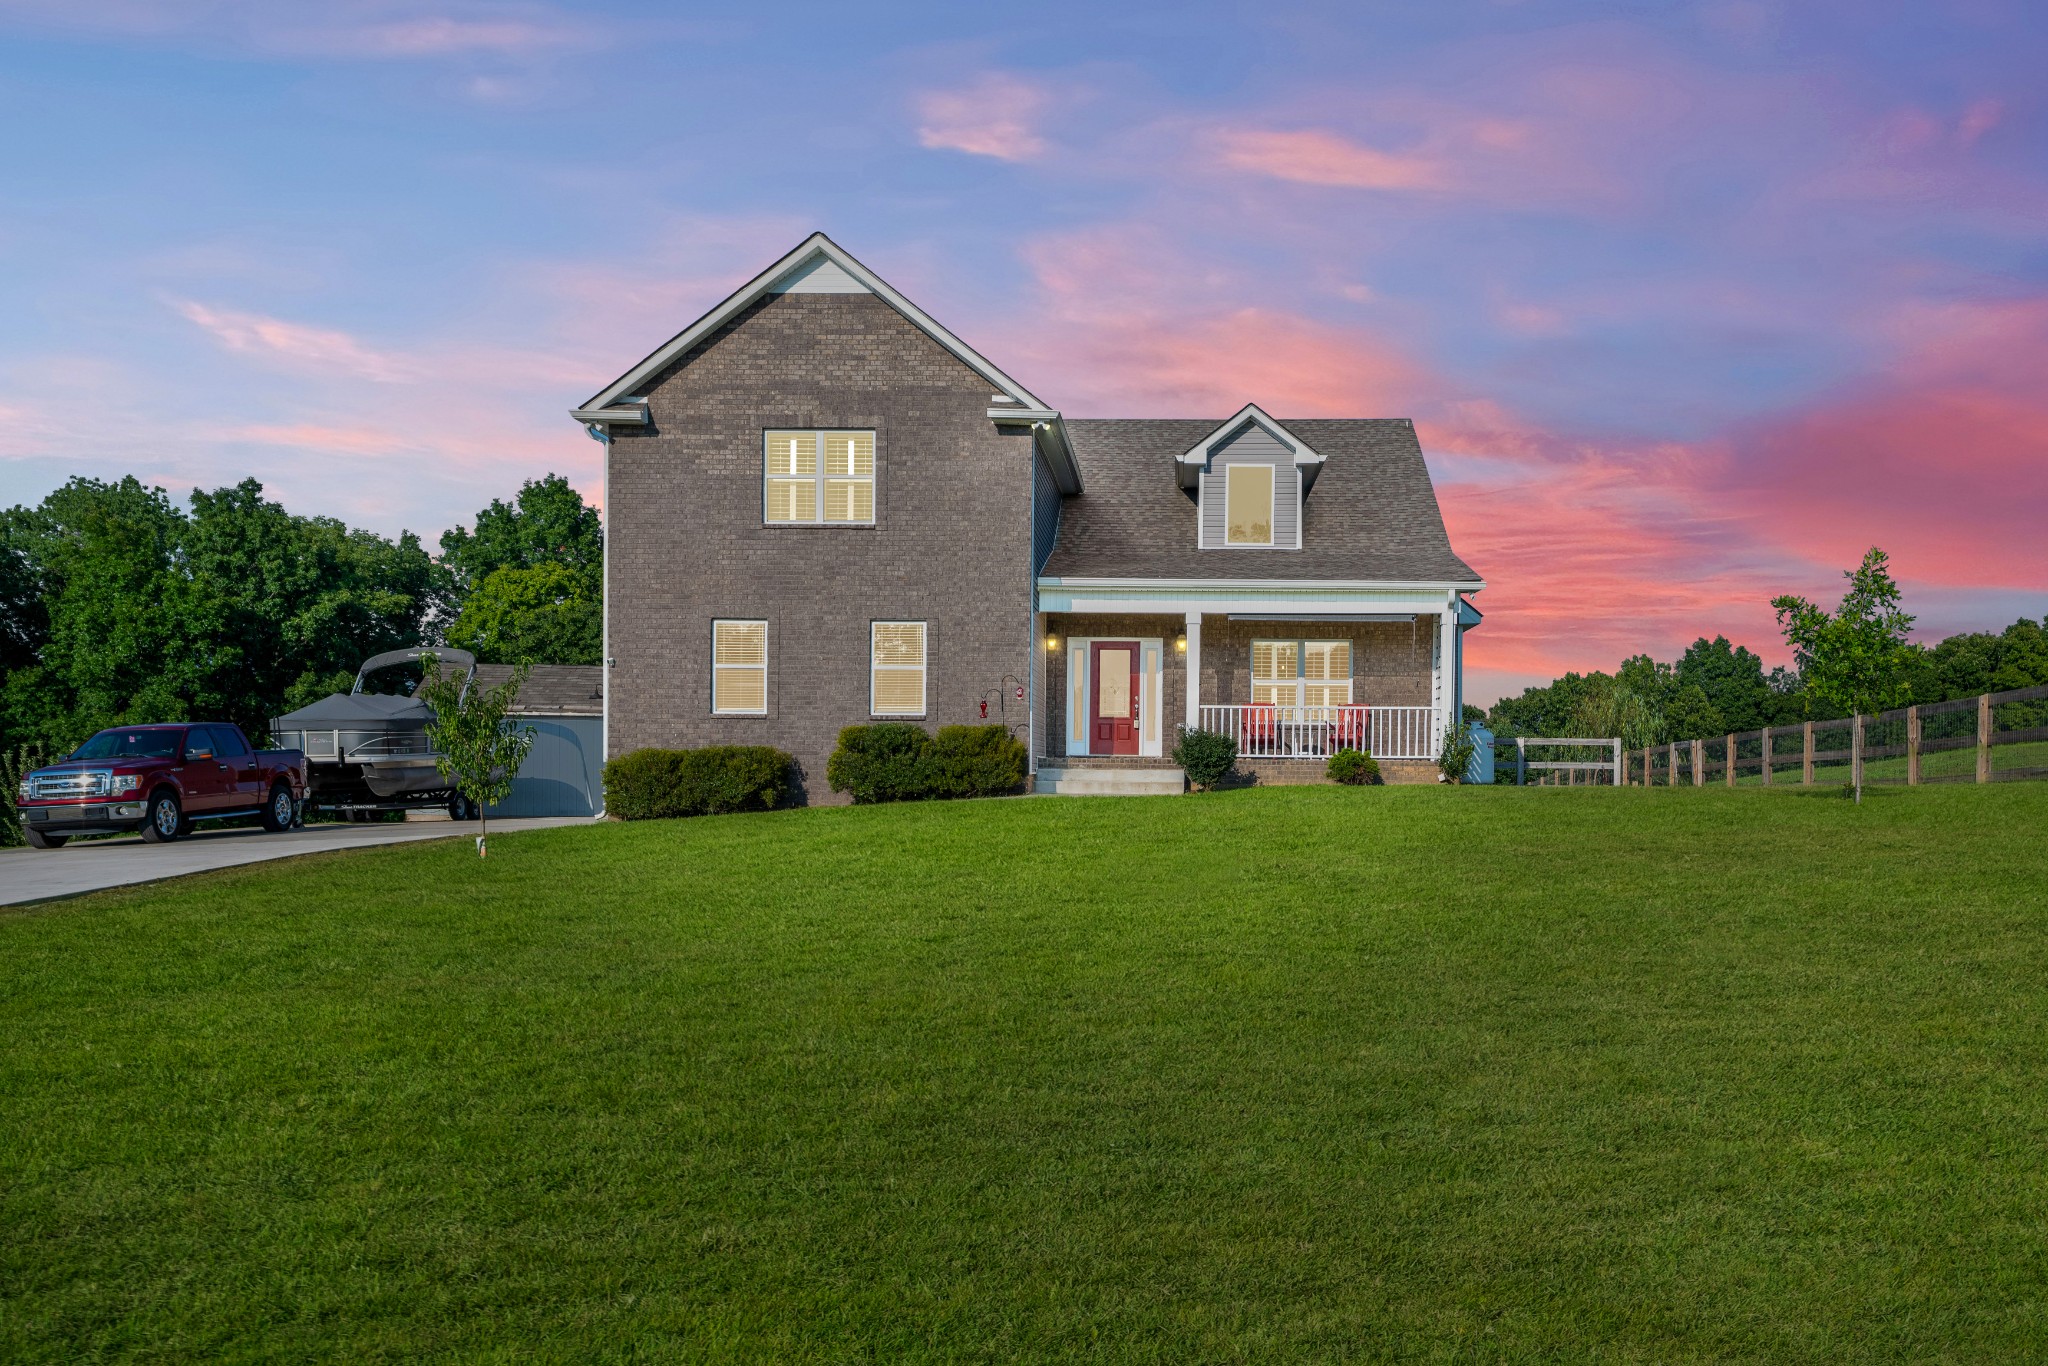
[1041,418,1482,586]
[570,232,1080,493]
[1175,403,1323,489]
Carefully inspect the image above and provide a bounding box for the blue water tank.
[1467,725,1495,785]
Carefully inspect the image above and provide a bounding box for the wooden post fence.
[1907,705,1920,786]
[1621,684,2047,796]
[1978,693,1992,784]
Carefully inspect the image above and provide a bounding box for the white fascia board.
[577,232,1048,415]
[570,403,649,425]
[1039,575,1485,593]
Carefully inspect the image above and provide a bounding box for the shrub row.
[826,723,1026,804]
[603,745,794,820]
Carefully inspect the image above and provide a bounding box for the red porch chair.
[1243,705,1278,751]
[1333,706,1371,752]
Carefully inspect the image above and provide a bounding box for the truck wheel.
[24,828,67,850]
[140,790,182,843]
[448,793,476,821]
[261,783,296,833]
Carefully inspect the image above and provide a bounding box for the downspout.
[1027,423,1040,780]
[584,421,611,817]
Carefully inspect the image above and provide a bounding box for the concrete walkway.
[0,817,591,907]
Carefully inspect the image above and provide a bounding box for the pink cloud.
[916,73,1051,162]
[173,300,409,382]
[1209,127,1450,192]
[1716,297,2048,590]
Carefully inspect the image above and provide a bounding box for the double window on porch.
[1218,638,1439,761]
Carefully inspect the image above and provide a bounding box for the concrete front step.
[1035,766,1187,796]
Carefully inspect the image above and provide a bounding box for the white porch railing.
[1196,705,1442,761]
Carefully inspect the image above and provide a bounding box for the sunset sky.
[1,1,2042,702]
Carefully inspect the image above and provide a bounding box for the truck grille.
[29,771,110,799]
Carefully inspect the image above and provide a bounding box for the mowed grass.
[4,785,2047,1362]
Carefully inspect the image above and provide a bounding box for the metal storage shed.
[472,664,605,818]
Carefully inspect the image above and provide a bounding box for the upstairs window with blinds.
[871,621,927,716]
[1252,639,1352,710]
[712,620,768,714]
[764,430,875,525]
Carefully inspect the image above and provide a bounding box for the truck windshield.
[70,730,182,760]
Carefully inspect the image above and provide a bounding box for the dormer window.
[1225,464,1274,545]
[1186,403,1318,551]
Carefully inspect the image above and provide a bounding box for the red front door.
[1089,641,1140,755]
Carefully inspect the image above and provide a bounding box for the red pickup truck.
[15,723,308,850]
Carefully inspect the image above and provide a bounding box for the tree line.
[0,471,602,757]
[1479,549,2048,749]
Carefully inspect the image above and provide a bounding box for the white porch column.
[1184,611,1202,735]
[1436,600,1456,747]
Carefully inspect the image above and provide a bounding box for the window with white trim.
[1225,463,1274,545]
[764,430,874,524]
[871,621,927,716]
[1251,639,1352,709]
[712,620,768,714]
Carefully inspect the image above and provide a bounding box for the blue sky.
[2,0,2044,697]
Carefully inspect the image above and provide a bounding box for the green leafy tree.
[1571,682,1662,751]
[439,473,602,594]
[1661,684,1727,742]
[0,477,205,753]
[0,476,435,756]
[417,655,535,855]
[1773,547,1917,800]
[445,563,602,666]
[1675,635,1775,734]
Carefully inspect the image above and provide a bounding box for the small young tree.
[417,655,535,855]
[1772,547,1916,803]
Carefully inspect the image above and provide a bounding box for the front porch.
[1034,595,1466,784]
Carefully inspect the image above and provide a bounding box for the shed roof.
[1041,419,1481,585]
[473,664,605,716]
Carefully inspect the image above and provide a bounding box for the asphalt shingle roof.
[1041,419,1481,584]
[472,664,604,715]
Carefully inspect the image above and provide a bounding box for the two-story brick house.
[572,234,1483,799]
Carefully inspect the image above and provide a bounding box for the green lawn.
[5,785,2047,1362]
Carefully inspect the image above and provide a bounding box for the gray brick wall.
[607,293,1036,803]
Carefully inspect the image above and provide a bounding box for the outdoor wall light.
[1175,634,1187,652]
[1046,634,1060,650]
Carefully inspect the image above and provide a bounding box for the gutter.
[987,405,1081,495]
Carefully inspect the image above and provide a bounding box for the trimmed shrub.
[1438,722,1478,785]
[926,725,1028,799]
[1327,748,1382,785]
[1173,727,1238,791]
[603,745,793,819]
[825,723,931,805]
[825,723,1027,804]
[679,746,797,815]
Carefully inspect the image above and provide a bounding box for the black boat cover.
[271,692,433,727]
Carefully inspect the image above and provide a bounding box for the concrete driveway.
[0,817,592,907]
